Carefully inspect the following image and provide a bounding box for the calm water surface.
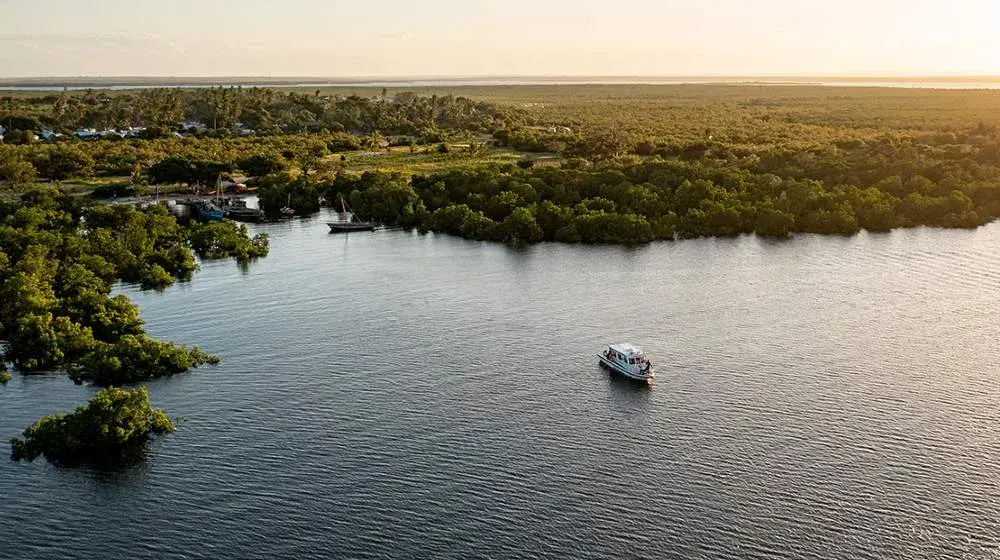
[2,210,999,559]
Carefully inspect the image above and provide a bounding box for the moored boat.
[598,343,655,383]
[279,192,295,218]
[194,200,224,222]
[328,221,377,232]
[327,197,376,233]
[224,199,264,222]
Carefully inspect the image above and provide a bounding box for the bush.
[68,334,219,386]
[188,222,269,262]
[10,386,174,464]
[327,133,362,153]
[32,145,95,180]
[755,207,795,237]
[90,184,137,199]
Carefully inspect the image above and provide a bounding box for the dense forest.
[324,157,995,243]
[4,85,1000,242]
[1,87,515,138]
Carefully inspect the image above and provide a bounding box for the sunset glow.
[1,0,998,77]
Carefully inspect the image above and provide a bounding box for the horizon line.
[3,73,1000,83]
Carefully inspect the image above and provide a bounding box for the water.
[2,210,999,559]
[2,79,1000,91]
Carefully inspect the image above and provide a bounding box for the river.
[1,209,998,559]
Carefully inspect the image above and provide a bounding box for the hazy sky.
[1,0,998,77]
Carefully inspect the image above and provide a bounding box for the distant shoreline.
[2,75,1000,91]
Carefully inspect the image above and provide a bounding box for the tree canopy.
[0,188,262,381]
[10,386,174,465]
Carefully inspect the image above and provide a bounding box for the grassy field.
[337,144,556,174]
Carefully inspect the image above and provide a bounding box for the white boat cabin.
[599,343,654,381]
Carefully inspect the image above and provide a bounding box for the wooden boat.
[327,198,376,233]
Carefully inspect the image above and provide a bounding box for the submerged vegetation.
[0,188,256,380]
[10,386,173,464]
[188,221,269,262]
[1,187,265,465]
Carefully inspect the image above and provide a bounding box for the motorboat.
[598,343,654,383]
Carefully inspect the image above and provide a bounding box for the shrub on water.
[10,386,174,465]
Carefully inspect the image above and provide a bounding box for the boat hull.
[225,210,264,223]
[327,222,377,233]
[598,354,654,382]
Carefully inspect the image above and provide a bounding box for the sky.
[0,0,998,77]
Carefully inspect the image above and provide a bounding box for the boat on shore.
[598,343,655,383]
[327,197,376,233]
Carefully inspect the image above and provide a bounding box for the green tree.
[237,153,286,177]
[755,207,796,237]
[32,145,95,181]
[497,207,543,243]
[68,334,219,387]
[0,152,38,186]
[10,386,174,464]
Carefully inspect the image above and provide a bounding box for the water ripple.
[1,215,999,559]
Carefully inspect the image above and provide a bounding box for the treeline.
[0,130,457,186]
[324,157,1000,243]
[1,88,520,138]
[486,84,1000,151]
[0,188,266,386]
